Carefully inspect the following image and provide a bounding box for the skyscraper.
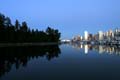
[84,31,88,41]
[98,31,103,40]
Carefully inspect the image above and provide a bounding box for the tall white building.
[98,31,103,40]
[84,31,88,41]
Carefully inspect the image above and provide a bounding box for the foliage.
[0,13,61,43]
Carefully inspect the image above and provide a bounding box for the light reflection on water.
[70,43,120,55]
[84,44,88,54]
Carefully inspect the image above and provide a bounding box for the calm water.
[0,43,120,80]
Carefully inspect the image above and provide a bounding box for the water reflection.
[70,43,120,55]
[0,45,61,78]
[84,45,88,54]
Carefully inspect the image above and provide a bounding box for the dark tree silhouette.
[46,27,61,42]
[0,13,61,43]
[15,19,20,31]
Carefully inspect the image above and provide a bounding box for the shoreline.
[0,42,60,47]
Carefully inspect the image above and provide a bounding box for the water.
[0,43,120,80]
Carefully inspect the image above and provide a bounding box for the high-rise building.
[114,28,120,40]
[76,35,81,41]
[98,31,103,40]
[84,31,88,41]
[108,30,114,37]
[81,36,83,41]
[72,35,81,41]
[88,34,93,41]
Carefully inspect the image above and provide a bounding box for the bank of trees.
[0,13,61,43]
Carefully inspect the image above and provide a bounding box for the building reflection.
[84,45,88,54]
[99,45,104,54]
[0,45,61,78]
[80,44,83,49]
[70,43,120,55]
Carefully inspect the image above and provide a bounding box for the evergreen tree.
[21,21,28,32]
[0,13,61,43]
[15,20,20,31]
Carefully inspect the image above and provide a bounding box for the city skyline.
[72,28,120,44]
[0,0,120,38]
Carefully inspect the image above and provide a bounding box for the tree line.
[0,13,61,43]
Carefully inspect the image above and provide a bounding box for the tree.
[21,21,28,32]
[46,27,61,42]
[4,17,12,27]
[0,13,6,42]
[15,19,20,31]
[0,13,61,43]
[0,13,5,30]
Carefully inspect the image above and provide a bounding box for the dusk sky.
[0,0,120,39]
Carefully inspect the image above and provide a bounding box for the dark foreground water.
[0,43,120,80]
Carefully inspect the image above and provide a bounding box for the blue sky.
[0,0,120,39]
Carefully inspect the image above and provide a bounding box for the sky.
[0,0,120,39]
